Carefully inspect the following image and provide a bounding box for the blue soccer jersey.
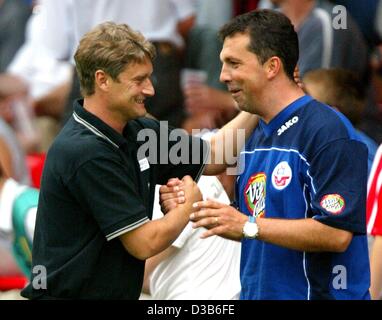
[236,95,370,300]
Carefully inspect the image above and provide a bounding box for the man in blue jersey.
[190,9,371,299]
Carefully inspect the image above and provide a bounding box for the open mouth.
[229,89,242,97]
[135,98,145,104]
[228,86,241,94]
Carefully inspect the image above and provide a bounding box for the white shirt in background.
[150,176,241,300]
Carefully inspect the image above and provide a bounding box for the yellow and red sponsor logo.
[244,173,266,218]
[320,194,345,215]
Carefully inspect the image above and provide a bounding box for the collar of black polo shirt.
[72,99,128,149]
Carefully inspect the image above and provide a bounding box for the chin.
[237,102,247,111]
[136,104,147,115]
[240,104,254,114]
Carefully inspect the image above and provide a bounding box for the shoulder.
[123,117,160,140]
[46,119,121,173]
[293,100,366,160]
[300,99,358,140]
[132,117,160,131]
[299,7,326,33]
[125,117,200,141]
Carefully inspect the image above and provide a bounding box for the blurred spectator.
[0,0,31,72]
[37,0,196,127]
[377,1,382,40]
[195,0,233,30]
[182,24,238,133]
[143,176,241,300]
[367,145,382,299]
[2,0,189,152]
[0,162,37,278]
[0,117,30,185]
[1,1,72,152]
[328,0,381,49]
[6,1,73,110]
[0,74,28,101]
[358,48,382,144]
[303,68,378,175]
[234,0,261,14]
[269,0,368,79]
[185,0,370,133]
[265,0,382,144]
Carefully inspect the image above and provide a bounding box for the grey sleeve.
[0,1,31,72]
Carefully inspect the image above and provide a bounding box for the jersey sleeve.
[67,156,149,241]
[309,139,368,234]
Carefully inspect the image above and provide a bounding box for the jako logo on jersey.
[272,161,292,190]
[277,116,299,136]
[320,194,345,215]
[244,173,266,218]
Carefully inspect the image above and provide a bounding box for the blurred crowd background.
[1,0,382,299]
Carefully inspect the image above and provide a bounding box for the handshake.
[159,176,246,241]
[159,176,200,213]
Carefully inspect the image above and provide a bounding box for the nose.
[220,64,231,84]
[143,78,155,97]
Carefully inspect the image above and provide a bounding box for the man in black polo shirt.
[21,22,208,300]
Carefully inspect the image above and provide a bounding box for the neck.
[260,79,305,123]
[83,96,125,134]
[279,0,316,30]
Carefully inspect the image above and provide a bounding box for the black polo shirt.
[21,100,208,299]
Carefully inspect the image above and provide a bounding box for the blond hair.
[74,22,156,96]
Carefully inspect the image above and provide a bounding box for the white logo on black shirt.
[139,158,150,171]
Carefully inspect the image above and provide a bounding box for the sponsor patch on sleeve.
[320,194,345,215]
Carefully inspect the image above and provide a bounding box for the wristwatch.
[242,215,259,239]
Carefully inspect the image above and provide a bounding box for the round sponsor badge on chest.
[272,161,292,190]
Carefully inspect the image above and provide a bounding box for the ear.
[94,70,110,92]
[265,56,282,80]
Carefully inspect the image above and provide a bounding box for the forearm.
[204,111,258,175]
[0,138,13,178]
[34,81,71,118]
[177,15,196,40]
[120,202,193,260]
[256,217,352,253]
[191,200,352,252]
[0,74,28,98]
[370,236,382,299]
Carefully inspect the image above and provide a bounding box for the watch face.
[243,222,258,239]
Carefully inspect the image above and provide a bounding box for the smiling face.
[219,32,268,114]
[107,57,155,121]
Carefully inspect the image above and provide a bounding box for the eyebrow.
[221,55,242,64]
[133,72,151,80]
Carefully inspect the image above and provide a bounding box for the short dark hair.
[219,9,299,80]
